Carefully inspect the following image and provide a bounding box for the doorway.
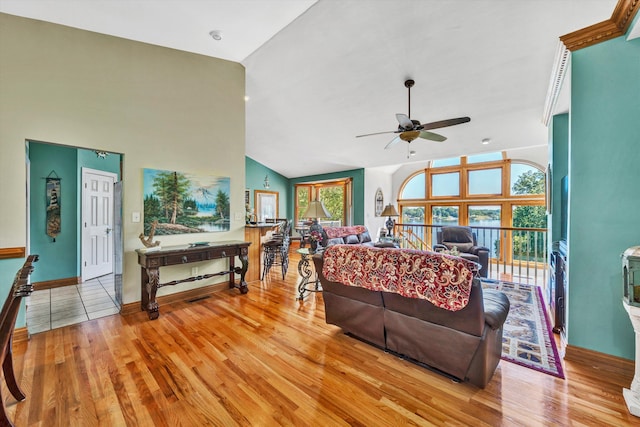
[26,141,124,333]
[81,167,117,281]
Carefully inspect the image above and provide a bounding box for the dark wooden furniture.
[1,254,37,427]
[550,240,567,334]
[136,241,250,320]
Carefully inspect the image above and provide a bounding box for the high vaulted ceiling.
[1,0,618,178]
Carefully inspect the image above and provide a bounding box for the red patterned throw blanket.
[322,245,478,311]
[324,226,368,239]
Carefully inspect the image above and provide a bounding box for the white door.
[82,168,117,281]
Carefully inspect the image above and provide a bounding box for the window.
[431,172,460,197]
[468,168,502,195]
[401,172,425,199]
[295,179,351,226]
[467,152,503,163]
[296,186,310,223]
[398,153,545,245]
[511,163,545,195]
[432,157,460,167]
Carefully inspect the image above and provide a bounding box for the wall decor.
[45,171,61,242]
[143,168,230,235]
[375,188,384,216]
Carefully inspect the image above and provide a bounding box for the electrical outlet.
[235,212,243,221]
[132,212,141,223]
[191,267,198,276]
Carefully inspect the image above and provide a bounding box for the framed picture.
[143,168,230,234]
[255,190,279,222]
[375,188,384,216]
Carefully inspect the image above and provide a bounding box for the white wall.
[0,14,246,304]
[364,167,395,238]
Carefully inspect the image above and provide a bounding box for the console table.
[136,240,250,320]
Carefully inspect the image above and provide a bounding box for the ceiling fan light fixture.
[209,30,222,41]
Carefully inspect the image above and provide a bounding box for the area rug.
[481,279,565,379]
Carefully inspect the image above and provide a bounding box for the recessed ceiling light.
[481,138,491,145]
[209,30,222,41]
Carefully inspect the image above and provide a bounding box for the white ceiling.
[1,0,618,178]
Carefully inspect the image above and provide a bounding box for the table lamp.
[303,200,331,234]
[380,204,399,237]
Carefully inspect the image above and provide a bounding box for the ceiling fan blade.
[419,131,447,142]
[396,113,414,130]
[384,135,401,149]
[421,117,470,130]
[356,130,397,138]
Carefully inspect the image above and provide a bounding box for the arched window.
[397,153,546,251]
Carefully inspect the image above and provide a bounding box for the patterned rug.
[482,279,565,379]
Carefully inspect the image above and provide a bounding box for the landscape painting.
[143,168,230,235]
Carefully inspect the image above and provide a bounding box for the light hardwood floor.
[5,251,636,426]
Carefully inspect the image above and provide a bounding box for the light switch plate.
[132,212,141,223]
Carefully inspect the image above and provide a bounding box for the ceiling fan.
[356,79,470,150]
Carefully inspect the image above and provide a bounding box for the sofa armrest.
[433,244,448,252]
[482,289,510,330]
[469,245,489,255]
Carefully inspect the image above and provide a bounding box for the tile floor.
[25,274,120,334]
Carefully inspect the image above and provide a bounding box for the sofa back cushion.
[359,231,372,243]
[344,234,360,244]
[324,226,368,239]
[322,245,478,311]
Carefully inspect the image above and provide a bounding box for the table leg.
[144,267,160,320]
[238,252,249,294]
[297,254,313,300]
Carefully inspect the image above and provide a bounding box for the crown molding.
[542,42,570,126]
[560,0,639,51]
[543,0,639,125]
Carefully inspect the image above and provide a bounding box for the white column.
[623,300,640,417]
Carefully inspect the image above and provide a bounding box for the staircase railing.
[394,223,548,286]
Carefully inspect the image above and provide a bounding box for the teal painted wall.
[289,169,365,225]
[549,113,569,244]
[29,143,79,282]
[77,148,121,179]
[245,157,289,218]
[29,142,122,282]
[567,35,640,359]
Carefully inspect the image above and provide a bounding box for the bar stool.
[261,220,291,280]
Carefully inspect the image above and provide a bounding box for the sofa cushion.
[344,234,360,244]
[444,242,474,253]
[322,245,478,311]
[326,237,345,247]
[359,231,372,243]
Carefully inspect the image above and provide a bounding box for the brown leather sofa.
[312,250,510,388]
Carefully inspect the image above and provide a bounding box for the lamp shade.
[303,200,331,219]
[380,204,399,217]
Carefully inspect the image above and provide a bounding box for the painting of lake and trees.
[143,168,230,235]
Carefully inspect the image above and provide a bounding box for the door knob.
[105,227,112,235]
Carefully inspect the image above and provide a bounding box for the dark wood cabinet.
[136,240,250,319]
